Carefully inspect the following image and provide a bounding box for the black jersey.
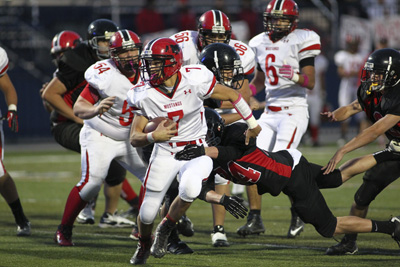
[51,42,98,123]
[212,123,294,196]
[357,83,400,141]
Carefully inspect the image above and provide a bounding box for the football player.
[40,30,82,113]
[246,0,321,238]
[43,20,138,246]
[323,48,400,255]
[175,108,400,252]
[0,46,30,236]
[54,30,148,246]
[169,9,256,247]
[127,37,261,265]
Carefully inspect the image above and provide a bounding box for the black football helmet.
[361,48,400,94]
[199,43,244,89]
[87,19,119,59]
[205,107,225,146]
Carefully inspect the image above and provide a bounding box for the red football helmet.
[263,0,299,42]
[197,10,232,50]
[109,30,142,77]
[140,38,183,87]
[50,30,82,66]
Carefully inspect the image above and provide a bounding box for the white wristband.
[246,116,258,129]
[146,133,155,143]
[291,73,299,83]
[8,104,17,111]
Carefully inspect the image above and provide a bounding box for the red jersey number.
[94,62,110,75]
[119,100,134,126]
[228,161,261,183]
[265,54,278,85]
[167,110,183,136]
[233,43,247,56]
[174,32,189,43]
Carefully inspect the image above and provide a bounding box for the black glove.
[219,194,248,219]
[175,144,205,161]
[7,110,18,132]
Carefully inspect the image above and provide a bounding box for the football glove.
[174,144,205,161]
[389,140,400,153]
[279,64,299,82]
[219,194,248,219]
[7,110,18,132]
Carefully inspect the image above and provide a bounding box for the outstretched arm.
[340,142,400,182]
[321,99,362,122]
[323,114,400,174]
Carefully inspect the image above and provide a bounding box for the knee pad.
[354,181,380,207]
[79,180,103,202]
[139,201,161,224]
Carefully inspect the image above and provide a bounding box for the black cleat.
[151,218,175,258]
[130,237,152,265]
[236,213,265,237]
[167,228,194,254]
[177,215,194,237]
[391,216,400,247]
[287,207,305,238]
[326,236,358,255]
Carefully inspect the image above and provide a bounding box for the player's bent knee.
[354,182,379,207]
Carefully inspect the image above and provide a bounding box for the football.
[144,117,176,133]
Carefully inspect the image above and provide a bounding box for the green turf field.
[0,143,399,266]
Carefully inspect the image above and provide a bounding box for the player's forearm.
[332,105,358,121]
[340,129,381,155]
[0,74,18,106]
[204,146,219,159]
[204,190,223,204]
[47,95,83,123]
[73,100,98,119]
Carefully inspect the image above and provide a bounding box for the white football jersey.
[334,50,366,93]
[84,59,138,141]
[169,30,255,75]
[249,29,321,106]
[127,64,216,148]
[0,47,9,77]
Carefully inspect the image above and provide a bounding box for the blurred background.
[0,0,399,144]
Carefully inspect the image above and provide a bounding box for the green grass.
[0,144,399,267]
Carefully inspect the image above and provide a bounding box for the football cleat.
[211,225,230,247]
[167,228,194,254]
[17,221,31,237]
[177,215,194,237]
[130,236,152,265]
[120,206,139,219]
[98,212,136,228]
[129,224,139,241]
[287,207,305,238]
[326,236,358,255]
[391,216,400,247]
[236,213,265,237]
[54,224,74,246]
[151,218,175,258]
[76,203,95,224]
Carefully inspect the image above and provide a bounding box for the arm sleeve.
[80,84,100,104]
